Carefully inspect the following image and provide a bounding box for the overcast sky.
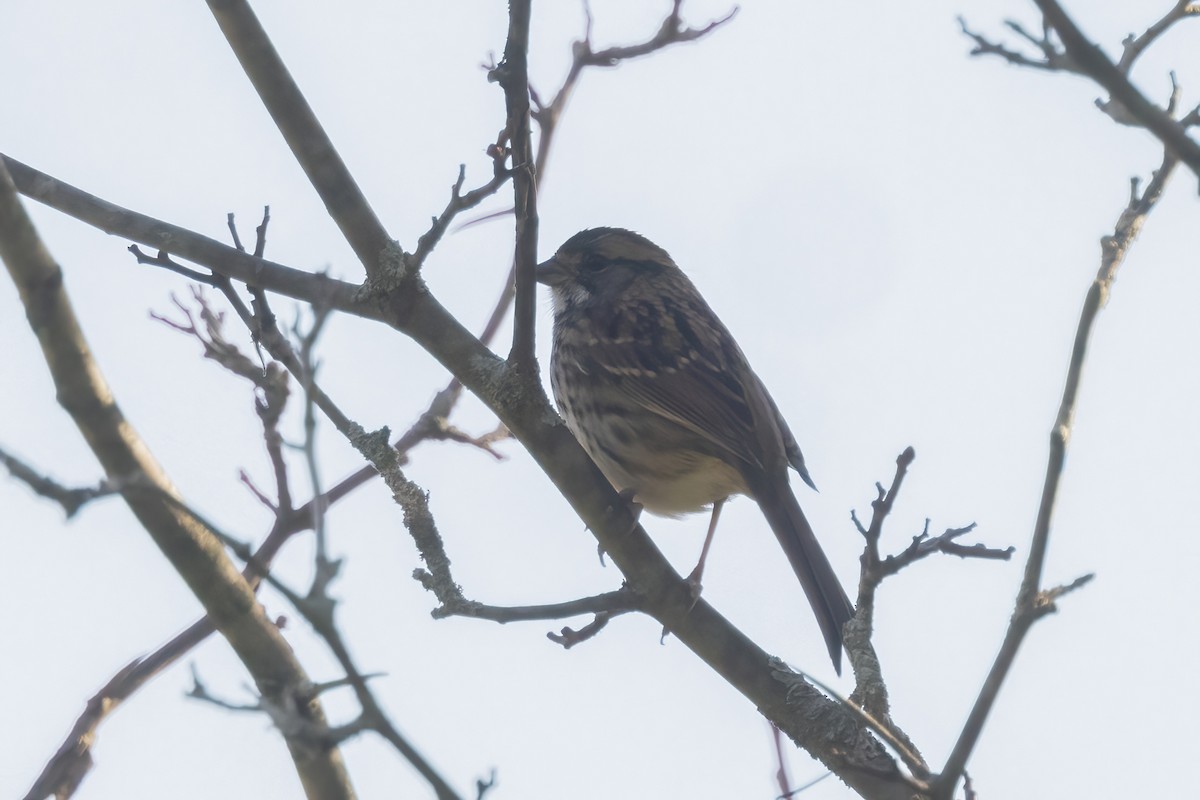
[2,2,1198,799]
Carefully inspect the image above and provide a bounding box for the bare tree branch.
[933,149,1180,800]
[489,0,540,370]
[0,150,916,800]
[171,485,469,800]
[841,449,927,779]
[8,3,1089,794]
[0,447,115,517]
[574,1,739,68]
[963,0,1200,174]
[0,154,365,314]
[20,289,380,799]
[958,16,1080,73]
[412,158,511,269]
[790,664,928,785]
[205,0,391,275]
[875,522,1011,577]
[0,159,357,800]
[1115,0,1200,74]
[428,586,641,623]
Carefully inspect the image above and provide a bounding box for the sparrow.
[537,227,854,672]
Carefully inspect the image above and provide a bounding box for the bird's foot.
[606,487,643,537]
[659,567,705,643]
[683,566,705,610]
[593,489,642,568]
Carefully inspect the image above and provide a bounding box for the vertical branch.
[494,0,540,370]
[934,152,1179,799]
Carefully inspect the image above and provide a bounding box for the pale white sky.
[2,2,1198,799]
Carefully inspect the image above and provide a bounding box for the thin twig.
[770,723,794,800]
[0,447,115,517]
[412,157,510,269]
[958,16,1079,73]
[1116,0,1200,74]
[296,307,332,565]
[128,245,217,284]
[876,523,1011,577]
[424,584,642,625]
[777,770,834,799]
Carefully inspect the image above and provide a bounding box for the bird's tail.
[756,482,855,674]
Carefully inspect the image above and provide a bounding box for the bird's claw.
[660,569,705,643]
[684,568,704,611]
[608,487,642,536]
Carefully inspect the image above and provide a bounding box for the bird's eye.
[581,253,612,273]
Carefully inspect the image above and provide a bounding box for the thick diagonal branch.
[206,0,391,274]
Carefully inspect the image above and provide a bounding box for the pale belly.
[561,406,748,517]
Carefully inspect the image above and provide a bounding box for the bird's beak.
[535,256,568,287]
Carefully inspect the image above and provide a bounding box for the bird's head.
[536,228,678,313]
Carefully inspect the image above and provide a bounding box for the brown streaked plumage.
[538,227,854,672]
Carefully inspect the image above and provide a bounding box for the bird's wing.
[758,375,816,489]
[581,291,788,477]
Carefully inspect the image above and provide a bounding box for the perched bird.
[537,227,855,672]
